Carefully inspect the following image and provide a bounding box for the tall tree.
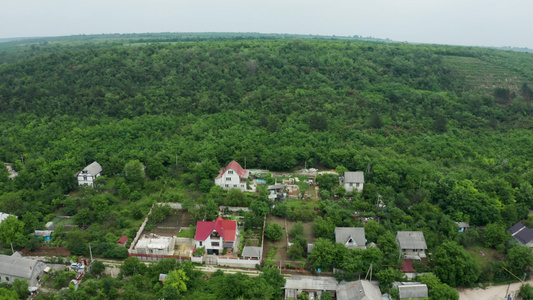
[0,216,24,253]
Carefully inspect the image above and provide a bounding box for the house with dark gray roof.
[336,280,382,300]
[396,231,427,259]
[76,161,102,187]
[242,246,262,259]
[339,171,364,193]
[508,222,533,247]
[335,227,366,250]
[0,253,45,290]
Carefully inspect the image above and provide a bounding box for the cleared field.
[442,55,531,92]
[143,209,192,236]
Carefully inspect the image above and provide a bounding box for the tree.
[0,288,18,300]
[124,160,145,190]
[0,215,24,253]
[289,221,304,238]
[433,241,481,286]
[507,244,533,276]
[419,273,459,300]
[369,112,383,128]
[521,283,533,300]
[164,269,189,294]
[264,222,283,241]
[12,279,29,299]
[250,200,269,217]
[483,223,510,252]
[120,257,146,277]
[91,260,105,277]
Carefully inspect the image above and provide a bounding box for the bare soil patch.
[143,210,192,236]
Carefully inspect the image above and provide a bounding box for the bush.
[522,284,533,300]
[194,247,205,256]
[289,221,304,237]
[264,223,283,241]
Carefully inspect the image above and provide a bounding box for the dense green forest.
[1,33,533,299]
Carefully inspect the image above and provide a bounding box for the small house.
[242,246,262,259]
[117,235,128,247]
[214,161,249,191]
[335,227,366,250]
[34,230,53,243]
[456,222,470,232]
[0,253,46,290]
[76,161,102,187]
[398,284,428,299]
[396,231,427,259]
[339,171,364,193]
[508,222,533,247]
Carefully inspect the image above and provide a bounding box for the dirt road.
[459,280,533,300]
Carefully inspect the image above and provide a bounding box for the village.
[3,159,527,299]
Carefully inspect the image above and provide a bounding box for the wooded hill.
[1,34,533,299]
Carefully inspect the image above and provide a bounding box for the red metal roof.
[194,216,237,242]
[117,235,128,245]
[400,259,427,273]
[215,160,249,179]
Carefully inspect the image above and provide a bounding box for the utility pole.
[89,244,93,263]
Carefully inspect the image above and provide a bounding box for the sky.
[1,0,532,48]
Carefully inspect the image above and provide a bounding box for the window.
[226,177,231,181]
[5,277,9,282]
[233,185,237,188]
[356,183,360,187]
[83,176,87,181]
[225,184,229,188]
[241,184,244,188]
[228,170,233,174]
[349,183,353,186]
[199,241,203,247]
[212,242,220,247]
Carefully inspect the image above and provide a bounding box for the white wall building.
[76,161,102,187]
[339,171,364,193]
[214,160,249,191]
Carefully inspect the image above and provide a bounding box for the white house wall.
[215,168,246,191]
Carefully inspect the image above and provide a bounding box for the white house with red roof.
[194,216,238,255]
[214,160,249,191]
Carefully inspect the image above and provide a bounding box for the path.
[459,280,532,300]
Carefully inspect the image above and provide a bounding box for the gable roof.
[216,160,249,179]
[335,227,366,249]
[398,284,428,299]
[117,235,129,245]
[81,161,102,176]
[508,222,533,245]
[336,280,382,300]
[344,171,364,183]
[195,216,237,242]
[0,212,15,224]
[396,231,427,250]
[242,246,262,259]
[0,254,40,280]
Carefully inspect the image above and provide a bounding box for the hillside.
[1,35,533,299]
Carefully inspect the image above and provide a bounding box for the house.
[508,222,533,247]
[117,235,128,247]
[0,253,46,290]
[130,234,175,257]
[34,230,53,243]
[76,161,102,187]
[335,227,366,250]
[284,275,338,299]
[339,171,364,193]
[194,216,238,255]
[268,184,286,201]
[0,212,15,224]
[4,163,18,179]
[456,222,470,232]
[397,283,428,299]
[336,280,382,300]
[242,246,262,259]
[396,231,427,259]
[214,161,249,191]
[284,276,382,300]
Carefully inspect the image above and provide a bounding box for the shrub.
[264,223,283,241]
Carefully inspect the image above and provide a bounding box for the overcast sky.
[1,0,532,48]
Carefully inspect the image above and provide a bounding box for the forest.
[0,33,533,299]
